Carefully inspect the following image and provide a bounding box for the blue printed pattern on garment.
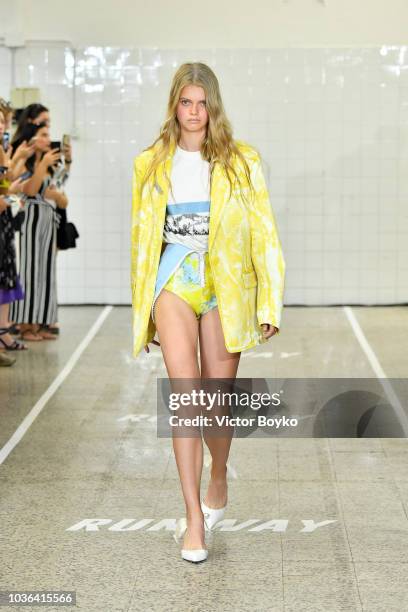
[181,256,201,284]
[163,200,210,244]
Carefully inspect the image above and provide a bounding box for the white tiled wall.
[1,43,407,305]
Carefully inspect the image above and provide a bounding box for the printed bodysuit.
[151,144,218,323]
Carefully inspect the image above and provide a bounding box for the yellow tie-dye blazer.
[131,139,285,358]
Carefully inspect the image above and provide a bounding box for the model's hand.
[144,339,161,353]
[261,323,278,339]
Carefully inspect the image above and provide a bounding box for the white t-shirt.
[163,145,211,252]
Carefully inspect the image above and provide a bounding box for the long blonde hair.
[140,62,255,206]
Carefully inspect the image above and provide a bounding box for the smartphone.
[28,136,38,146]
[50,140,62,164]
[62,134,71,148]
[2,132,10,152]
[18,170,32,181]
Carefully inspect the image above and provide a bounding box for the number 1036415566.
[0,591,76,606]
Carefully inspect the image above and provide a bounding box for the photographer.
[12,103,73,187]
[0,106,35,356]
[0,101,37,190]
[0,194,15,365]
[11,103,73,336]
[9,121,62,342]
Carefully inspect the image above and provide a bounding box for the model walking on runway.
[131,62,285,563]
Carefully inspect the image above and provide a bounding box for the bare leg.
[0,304,13,345]
[199,306,241,509]
[154,289,205,550]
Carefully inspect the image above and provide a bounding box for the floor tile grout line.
[326,442,365,611]
[0,306,114,466]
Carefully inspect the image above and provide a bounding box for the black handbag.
[56,208,79,250]
[11,210,25,232]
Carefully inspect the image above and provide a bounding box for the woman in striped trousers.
[10,122,66,341]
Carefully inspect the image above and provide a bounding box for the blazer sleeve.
[249,153,286,332]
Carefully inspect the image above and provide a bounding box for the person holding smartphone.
[11,106,73,337]
[0,195,17,365]
[8,122,62,342]
[0,107,36,352]
[0,104,36,193]
[41,135,71,337]
[12,104,73,186]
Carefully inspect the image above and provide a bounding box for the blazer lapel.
[151,177,167,246]
[152,143,175,224]
[208,161,229,252]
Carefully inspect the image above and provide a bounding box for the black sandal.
[0,338,28,351]
[0,328,28,351]
[0,325,18,335]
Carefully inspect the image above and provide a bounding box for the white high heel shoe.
[173,517,208,563]
[201,499,227,531]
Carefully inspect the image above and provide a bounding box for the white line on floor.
[0,305,113,465]
[343,305,408,436]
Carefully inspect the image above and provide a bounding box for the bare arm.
[9,141,36,180]
[22,149,61,197]
[44,185,68,208]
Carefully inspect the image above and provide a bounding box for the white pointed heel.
[181,547,208,563]
[201,499,227,531]
[173,517,208,563]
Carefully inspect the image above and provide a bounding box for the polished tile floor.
[0,305,407,612]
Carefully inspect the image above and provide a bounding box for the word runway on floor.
[66,518,337,532]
